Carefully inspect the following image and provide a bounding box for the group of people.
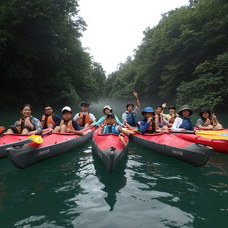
[3,91,223,136]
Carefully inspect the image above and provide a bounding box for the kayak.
[92,126,129,172]
[130,132,211,166]
[8,127,94,168]
[173,132,228,154]
[0,134,32,158]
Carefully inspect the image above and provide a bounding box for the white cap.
[61,106,72,113]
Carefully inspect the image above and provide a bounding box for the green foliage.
[106,0,228,109]
[0,0,103,108]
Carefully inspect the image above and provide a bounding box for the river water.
[0,105,228,228]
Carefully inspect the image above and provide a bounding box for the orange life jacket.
[76,112,92,127]
[41,115,55,128]
[59,119,74,130]
[103,119,117,125]
[16,117,34,133]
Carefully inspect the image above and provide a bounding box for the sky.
[79,0,189,75]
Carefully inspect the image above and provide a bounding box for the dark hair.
[155,105,163,110]
[21,104,32,111]
[126,103,134,108]
[168,106,176,110]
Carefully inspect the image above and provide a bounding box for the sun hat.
[141,107,155,115]
[177,105,193,116]
[103,105,112,113]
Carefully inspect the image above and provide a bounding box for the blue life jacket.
[179,117,193,130]
[126,111,137,126]
[103,125,120,135]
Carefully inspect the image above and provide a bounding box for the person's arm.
[73,113,79,121]
[66,121,83,135]
[29,117,43,135]
[89,113,96,123]
[92,116,105,126]
[139,120,149,133]
[171,117,183,131]
[115,115,124,126]
[122,112,127,123]
[53,114,61,123]
[133,91,140,108]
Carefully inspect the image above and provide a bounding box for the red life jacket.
[41,115,55,128]
[76,112,92,127]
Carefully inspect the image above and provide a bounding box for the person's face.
[202,112,209,118]
[106,117,115,124]
[44,106,53,115]
[62,111,72,121]
[156,107,162,114]
[169,108,176,114]
[21,106,31,117]
[145,112,154,118]
[127,105,134,112]
[81,105,88,112]
[182,110,190,117]
[104,108,111,115]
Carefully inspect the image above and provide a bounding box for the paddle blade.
[0,126,5,133]
[29,135,43,144]
[195,131,228,140]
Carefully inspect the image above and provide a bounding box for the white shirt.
[171,117,183,131]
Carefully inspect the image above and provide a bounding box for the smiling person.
[73,103,96,128]
[53,106,83,135]
[4,104,43,135]
[171,105,194,131]
[196,108,223,130]
[40,105,61,129]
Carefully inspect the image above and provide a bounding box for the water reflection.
[92,152,127,211]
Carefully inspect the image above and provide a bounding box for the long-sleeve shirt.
[92,115,123,127]
[13,116,43,134]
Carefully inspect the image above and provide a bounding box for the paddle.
[170,130,228,140]
[28,135,43,144]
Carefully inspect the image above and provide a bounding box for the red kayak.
[173,133,228,154]
[0,134,32,158]
[8,127,95,168]
[130,132,211,166]
[92,126,129,172]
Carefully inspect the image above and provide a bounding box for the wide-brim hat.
[199,108,211,117]
[177,105,193,116]
[103,105,112,113]
[142,107,155,115]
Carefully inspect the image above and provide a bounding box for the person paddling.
[73,103,96,128]
[53,106,83,135]
[4,104,42,135]
[139,107,159,133]
[196,108,223,130]
[171,105,194,131]
[122,91,140,127]
[40,105,61,129]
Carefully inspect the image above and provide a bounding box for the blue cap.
[142,107,155,115]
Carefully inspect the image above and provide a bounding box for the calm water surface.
[0,109,228,228]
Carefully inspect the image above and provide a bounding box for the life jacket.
[76,112,92,127]
[103,124,120,134]
[179,117,193,130]
[41,114,55,128]
[59,119,74,130]
[103,118,117,126]
[125,111,137,126]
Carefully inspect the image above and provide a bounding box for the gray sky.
[79,0,189,74]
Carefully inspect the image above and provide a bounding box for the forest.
[0,0,106,109]
[105,0,228,110]
[0,0,227,110]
